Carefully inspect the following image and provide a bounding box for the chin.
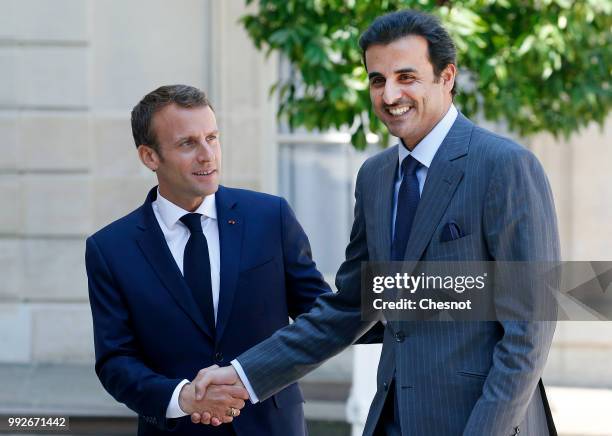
[383,119,410,136]
[387,127,411,140]
[200,184,219,196]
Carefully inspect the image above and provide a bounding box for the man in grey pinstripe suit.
[191,10,559,436]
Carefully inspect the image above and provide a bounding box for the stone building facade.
[0,0,610,427]
[0,0,276,365]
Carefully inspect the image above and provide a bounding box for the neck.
[401,101,452,150]
[158,186,204,212]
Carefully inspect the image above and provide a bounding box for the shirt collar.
[398,104,458,170]
[155,188,217,230]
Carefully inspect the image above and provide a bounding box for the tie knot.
[401,155,421,177]
[180,213,203,234]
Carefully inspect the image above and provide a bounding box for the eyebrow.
[174,130,219,145]
[368,67,418,80]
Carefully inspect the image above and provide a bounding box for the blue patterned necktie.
[391,155,421,261]
[180,213,215,334]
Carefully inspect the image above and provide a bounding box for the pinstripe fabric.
[237,113,559,435]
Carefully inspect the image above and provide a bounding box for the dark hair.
[359,10,457,96]
[131,84,213,151]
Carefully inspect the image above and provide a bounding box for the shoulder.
[218,186,291,220]
[219,186,296,229]
[471,125,534,159]
[470,125,542,171]
[218,186,285,209]
[87,206,144,246]
[362,144,397,169]
[357,145,397,181]
[468,125,548,192]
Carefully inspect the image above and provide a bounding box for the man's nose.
[382,82,401,106]
[196,141,214,161]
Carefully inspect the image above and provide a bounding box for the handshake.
[178,365,248,426]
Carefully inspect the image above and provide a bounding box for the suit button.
[214,352,223,363]
[395,331,405,342]
[383,382,389,391]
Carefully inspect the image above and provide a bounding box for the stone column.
[347,344,382,435]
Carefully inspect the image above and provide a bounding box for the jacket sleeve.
[86,236,183,432]
[462,147,559,436]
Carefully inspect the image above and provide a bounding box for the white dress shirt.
[152,190,220,418]
[233,104,459,405]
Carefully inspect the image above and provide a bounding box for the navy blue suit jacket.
[86,186,329,435]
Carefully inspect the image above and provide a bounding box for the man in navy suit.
[85,84,329,435]
[191,10,559,436]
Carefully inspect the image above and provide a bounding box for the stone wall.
[1,0,97,364]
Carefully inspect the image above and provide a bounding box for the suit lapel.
[371,147,399,261]
[403,113,473,263]
[135,188,214,339]
[214,186,244,345]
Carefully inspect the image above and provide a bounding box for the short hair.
[131,84,212,151]
[359,10,457,96]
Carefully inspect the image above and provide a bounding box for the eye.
[398,73,415,82]
[370,77,385,87]
[179,139,200,149]
[206,135,217,142]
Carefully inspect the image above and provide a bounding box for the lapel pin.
[228,219,236,225]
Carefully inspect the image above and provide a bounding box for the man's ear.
[138,144,161,172]
[441,63,456,93]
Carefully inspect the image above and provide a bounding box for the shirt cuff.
[231,359,259,404]
[166,379,190,418]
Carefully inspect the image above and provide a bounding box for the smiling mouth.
[386,106,413,117]
[192,170,216,176]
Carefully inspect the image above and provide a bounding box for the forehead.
[364,35,432,74]
[152,104,217,141]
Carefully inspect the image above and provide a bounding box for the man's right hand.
[190,365,247,426]
[178,377,248,426]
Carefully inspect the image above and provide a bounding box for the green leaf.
[240,0,612,147]
[351,124,367,150]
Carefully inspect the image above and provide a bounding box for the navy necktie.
[180,213,216,334]
[391,155,421,261]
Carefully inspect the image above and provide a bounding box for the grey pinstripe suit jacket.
[237,113,559,435]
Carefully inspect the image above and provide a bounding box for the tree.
[241,0,612,149]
